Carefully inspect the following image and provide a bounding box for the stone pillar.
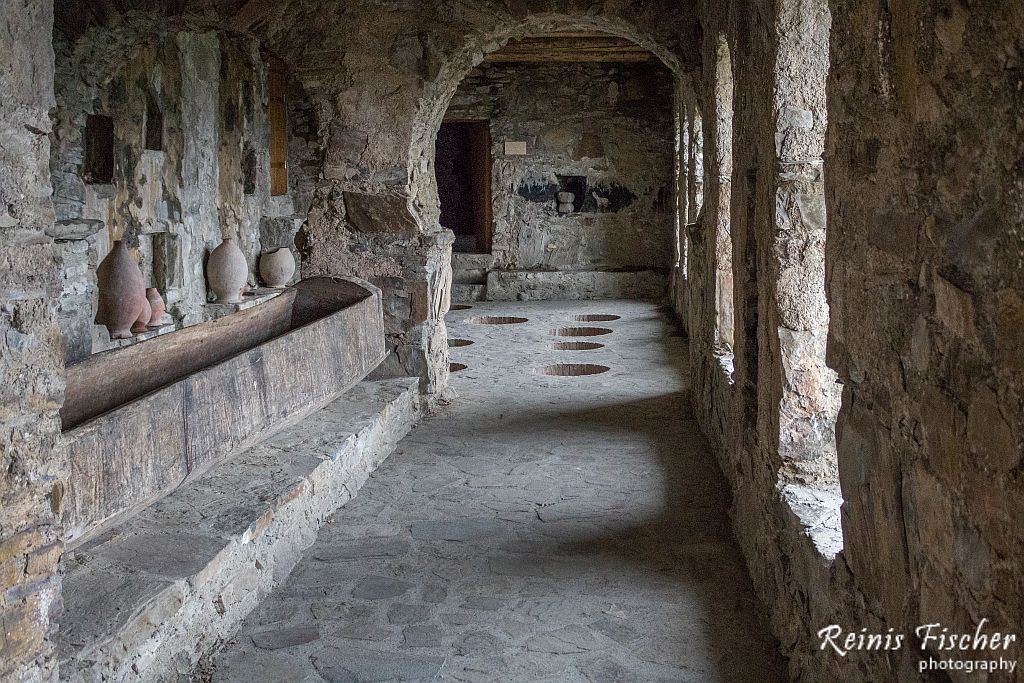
[768,0,839,477]
[709,36,734,350]
[298,187,453,400]
[670,80,687,321]
[769,159,839,469]
[0,1,66,680]
[686,27,739,444]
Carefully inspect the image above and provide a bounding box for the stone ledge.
[451,283,486,302]
[203,289,285,320]
[780,481,844,560]
[486,269,668,301]
[57,378,422,682]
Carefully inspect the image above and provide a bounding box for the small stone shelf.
[93,290,288,354]
[203,288,285,320]
[94,321,177,351]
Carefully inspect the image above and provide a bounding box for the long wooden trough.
[60,276,387,547]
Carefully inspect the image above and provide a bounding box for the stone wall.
[826,0,1024,677]
[0,1,65,680]
[51,20,308,363]
[677,0,1024,680]
[444,61,675,301]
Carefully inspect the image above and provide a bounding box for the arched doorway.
[406,16,691,314]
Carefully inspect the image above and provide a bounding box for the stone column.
[671,77,694,326]
[0,1,66,680]
[298,186,453,400]
[767,0,839,477]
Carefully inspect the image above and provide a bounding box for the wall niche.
[144,92,164,151]
[84,114,114,184]
[556,174,587,212]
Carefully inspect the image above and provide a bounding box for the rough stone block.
[343,192,418,235]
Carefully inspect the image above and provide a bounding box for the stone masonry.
[0,2,1022,681]
[0,2,64,681]
[444,61,675,301]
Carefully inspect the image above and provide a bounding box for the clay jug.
[146,288,171,327]
[259,247,296,288]
[131,296,152,334]
[207,237,248,303]
[95,240,147,339]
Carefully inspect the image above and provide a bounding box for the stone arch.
[406,13,688,235]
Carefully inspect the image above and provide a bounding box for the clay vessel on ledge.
[131,296,152,334]
[146,288,172,327]
[259,247,296,288]
[95,240,147,340]
[207,237,248,303]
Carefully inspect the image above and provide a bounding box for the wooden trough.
[60,276,387,547]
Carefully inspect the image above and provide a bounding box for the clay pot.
[557,192,575,203]
[259,247,296,288]
[146,288,172,327]
[95,240,147,340]
[206,237,248,303]
[131,296,152,334]
[558,202,575,213]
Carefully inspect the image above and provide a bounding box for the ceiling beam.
[484,36,657,64]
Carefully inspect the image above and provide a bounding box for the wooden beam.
[485,35,657,63]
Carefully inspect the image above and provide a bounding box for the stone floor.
[209,300,785,682]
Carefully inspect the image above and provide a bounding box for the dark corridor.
[436,121,492,253]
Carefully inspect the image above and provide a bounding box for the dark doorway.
[436,121,492,253]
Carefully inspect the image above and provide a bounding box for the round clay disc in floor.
[534,363,610,376]
[550,341,604,350]
[469,316,529,325]
[572,314,621,322]
[550,326,612,337]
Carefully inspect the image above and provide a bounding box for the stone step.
[451,283,487,302]
[57,378,422,682]
[451,268,488,285]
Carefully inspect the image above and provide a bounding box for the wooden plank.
[470,122,493,252]
[64,385,188,545]
[268,57,288,196]
[61,278,386,546]
[63,290,296,431]
[485,50,656,63]
[485,35,656,63]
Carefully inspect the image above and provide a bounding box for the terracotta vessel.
[131,297,152,334]
[207,237,248,303]
[146,288,171,327]
[95,240,147,339]
[259,247,296,288]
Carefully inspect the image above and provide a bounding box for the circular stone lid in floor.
[534,363,610,376]
[448,338,474,347]
[450,363,468,372]
[572,314,621,322]
[469,316,529,325]
[550,326,613,337]
[550,341,604,351]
